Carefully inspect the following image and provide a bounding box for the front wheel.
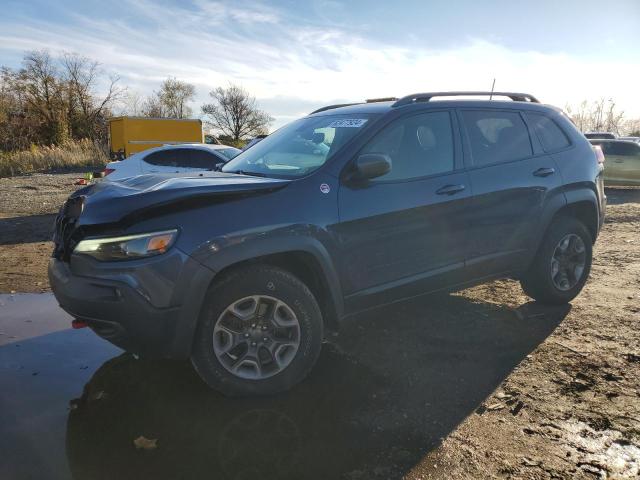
[520,216,593,305]
[191,265,323,396]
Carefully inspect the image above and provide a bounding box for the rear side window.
[526,113,570,152]
[361,111,455,181]
[188,149,223,168]
[462,110,532,166]
[603,141,640,156]
[144,149,190,167]
[217,148,241,160]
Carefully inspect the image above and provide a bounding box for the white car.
[102,144,241,181]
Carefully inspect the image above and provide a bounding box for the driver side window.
[361,111,455,182]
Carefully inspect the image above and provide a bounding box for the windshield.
[222,114,378,178]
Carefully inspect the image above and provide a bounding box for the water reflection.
[66,297,570,480]
[67,345,394,480]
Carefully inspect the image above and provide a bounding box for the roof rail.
[309,103,360,115]
[392,91,540,107]
[309,96,398,115]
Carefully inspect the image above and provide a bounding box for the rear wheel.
[191,265,323,396]
[520,216,592,305]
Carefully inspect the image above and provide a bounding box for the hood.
[72,172,290,226]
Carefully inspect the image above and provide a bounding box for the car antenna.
[489,78,496,100]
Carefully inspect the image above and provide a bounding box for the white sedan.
[102,144,241,181]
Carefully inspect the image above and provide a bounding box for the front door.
[334,110,472,313]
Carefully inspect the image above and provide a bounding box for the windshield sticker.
[327,118,368,128]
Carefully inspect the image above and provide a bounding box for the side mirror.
[352,153,391,180]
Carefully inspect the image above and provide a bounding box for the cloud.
[1,0,639,130]
[191,0,280,24]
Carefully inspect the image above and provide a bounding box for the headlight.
[74,229,178,261]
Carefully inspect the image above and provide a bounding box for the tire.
[520,216,593,305]
[191,264,323,396]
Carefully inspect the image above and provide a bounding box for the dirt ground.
[0,173,638,479]
[0,172,85,293]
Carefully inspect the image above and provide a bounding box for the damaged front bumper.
[48,249,214,359]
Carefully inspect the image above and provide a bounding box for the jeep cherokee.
[49,91,606,396]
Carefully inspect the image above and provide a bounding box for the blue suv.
[49,91,606,395]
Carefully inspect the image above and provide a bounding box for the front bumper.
[48,251,214,358]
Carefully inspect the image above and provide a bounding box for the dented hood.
[72,172,290,226]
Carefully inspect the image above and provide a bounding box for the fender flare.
[561,187,601,240]
[171,233,344,358]
[523,187,599,270]
[198,230,343,318]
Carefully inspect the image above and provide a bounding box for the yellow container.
[108,117,203,159]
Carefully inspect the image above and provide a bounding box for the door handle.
[613,159,624,163]
[533,167,555,177]
[436,184,466,195]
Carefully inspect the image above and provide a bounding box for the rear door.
[459,108,563,277]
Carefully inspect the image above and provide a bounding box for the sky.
[1,0,639,130]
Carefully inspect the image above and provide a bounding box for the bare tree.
[114,90,145,116]
[566,100,588,132]
[0,50,126,149]
[18,50,67,144]
[566,98,626,134]
[0,67,40,150]
[623,118,640,136]
[202,84,273,141]
[159,77,195,118]
[141,94,165,117]
[61,52,124,140]
[141,77,195,118]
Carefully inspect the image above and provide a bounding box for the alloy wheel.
[550,233,586,291]
[212,295,301,380]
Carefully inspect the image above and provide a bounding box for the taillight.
[103,168,116,176]
[592,145,605,165]
[71,319,88,329]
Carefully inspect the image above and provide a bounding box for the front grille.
[53,197,84,261]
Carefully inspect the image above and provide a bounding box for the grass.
[0,139,108,177]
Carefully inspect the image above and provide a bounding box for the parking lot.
[1,172,639,479]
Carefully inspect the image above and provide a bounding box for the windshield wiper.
[228,170,270,178]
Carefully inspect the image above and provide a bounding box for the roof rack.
[392,91,540,107]
[365,97,398,103]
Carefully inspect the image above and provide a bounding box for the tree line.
[565,98,640,136]
[1,50,273,152]
[0,51,123,150]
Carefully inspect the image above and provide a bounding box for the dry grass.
[0,139,108,177]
